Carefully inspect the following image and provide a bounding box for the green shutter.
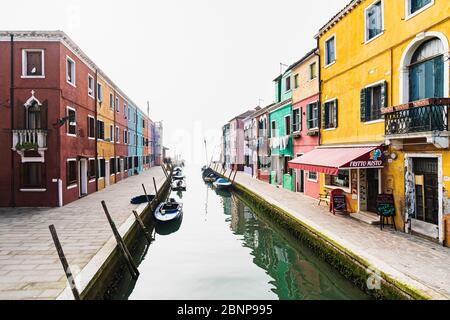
[322,104,328,129]
[307,105,311,129]
[333,100,338,128]
[360,88,367,122]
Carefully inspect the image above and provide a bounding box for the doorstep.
[350,211,380,226]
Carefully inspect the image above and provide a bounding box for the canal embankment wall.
[212,169,450,300]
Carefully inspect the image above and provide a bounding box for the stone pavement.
[231,171,450,300]
[0,167,166,300]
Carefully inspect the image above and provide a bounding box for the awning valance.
[288,146,384,175]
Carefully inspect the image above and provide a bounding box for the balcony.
[384,98,449,149]
[12,129,48,162]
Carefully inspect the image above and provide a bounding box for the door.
[120,158,124,180]
[366,169,379,213]
[296,170,304,193]
[105,161,110,187]
[79,159,88,197]
[411,158,439,239]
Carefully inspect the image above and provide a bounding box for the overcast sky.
[2,0,349,164]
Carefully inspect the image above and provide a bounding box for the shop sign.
[346,148,384,168]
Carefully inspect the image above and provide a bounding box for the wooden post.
[132,210,152,243]
[153,177,159,196]
[142,184,151,203]
[49,225,81,300]
[101,201,139,280]
[228,169,233,180]
[161,165,168,178]
[232,170,238,184]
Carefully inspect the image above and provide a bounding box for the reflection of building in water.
[230,199,245,233]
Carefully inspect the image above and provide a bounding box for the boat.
[174,167,183,173]
[172,179,187,191]
[154,198,183,222]
[173,170,185,180]
[155,214,183,235]
[130,194,156,205]
[213,178,232,189]
[203,173,218,183]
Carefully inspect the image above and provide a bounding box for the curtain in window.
[326,38,335,64]
[27,52,42,75]
[367,2,382,39]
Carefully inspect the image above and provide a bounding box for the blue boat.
[154,199,183,222]
[130,195,156,205]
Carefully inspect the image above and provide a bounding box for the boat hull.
[154,203,183,222]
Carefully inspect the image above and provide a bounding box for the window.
[97,120,105,140]
[271,121,277,137]
[99,159,105,178]
[306,102,319,129]
[124,104,127,118]
[116,97,119,113]
[109,94,114,110]
[88,116,95,139]
[309,62,317,80]
[285,116,291,136]
[134,112,137,124]
[66,107,77,136]
[322,100,338,129]
[325,170,350,189]
[116,158,120,173]
[294,74,299,88]
[285,76,291,92]
[88,159,96,180]
[124,130,128,144]
[292,108,301,132]
[109,124,114,142]
[116,127,120,143]
[127,107,131,120]
[110,158,115,175]
[407,0,433,16]
[142,119,145,128]
[365,0,383,42]
[361,81,387,122]
[67,160,77,187]
[325,36,336,66]
[97,83,103,102]
[22,49,44,77]
[21,163,43,188]
[134,157,138,168]
[88,75,94,97]
[66,56,76,86]
[308,171,318,181]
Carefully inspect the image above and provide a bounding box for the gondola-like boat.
[154,199,183,222]
[172,179,187,191]
[213,178,232,189]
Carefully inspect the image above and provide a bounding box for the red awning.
[288,147,384,175]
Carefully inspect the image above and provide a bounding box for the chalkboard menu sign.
[332,195,347,214]
[377,194,396,217]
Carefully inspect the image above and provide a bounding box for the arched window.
[408,38,445,101]
[27,100,41,129]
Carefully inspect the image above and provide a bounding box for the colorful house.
[136,108,144,173]
[229,110,254,171]
[287,49,320,199]
[222,124,231,170]
[269,71,293,190]
[290,0,449,245]
[254,104,274,183]
[243,109,259,176]
[127,104,137,176]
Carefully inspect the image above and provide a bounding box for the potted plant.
[15,142,39,151]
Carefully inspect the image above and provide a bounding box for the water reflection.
[155,215,184,236]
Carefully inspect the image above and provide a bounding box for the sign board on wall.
[344,148,384,169]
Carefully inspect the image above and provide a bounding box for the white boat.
[154,199,183,222]
[213,178,232,189]
[172,179,187,191]
[173,171,185,180]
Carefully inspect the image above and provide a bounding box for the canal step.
[350,211,380,226]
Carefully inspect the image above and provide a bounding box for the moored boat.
[154,199,183,222]
[172,179,187,191]
[213,178,232,189]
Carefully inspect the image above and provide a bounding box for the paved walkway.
[231,171,450,300]
[0,167,166,300]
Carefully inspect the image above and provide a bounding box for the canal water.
[114,165,369,300]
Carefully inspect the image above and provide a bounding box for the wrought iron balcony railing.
[384,98,449,136]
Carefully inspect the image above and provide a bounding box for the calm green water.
[119,165,369,300]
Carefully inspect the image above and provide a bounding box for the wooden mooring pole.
[228,169,233,180]
[232,170,238,184]
[132,210,152,243]
[142,184,152,203]
[101,201,139,280]
[153,177,159,196]
[49,225,81,300]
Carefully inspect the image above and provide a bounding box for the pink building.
[229,110,253,171]
[289,50,320,199]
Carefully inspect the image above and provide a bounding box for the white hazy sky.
[2,0,350,164]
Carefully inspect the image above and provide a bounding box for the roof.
[228,110,255,123]
[286,48,318,72]
[315,0,362,38]
[0,30,147,115]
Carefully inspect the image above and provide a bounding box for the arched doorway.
[399,32,449,104]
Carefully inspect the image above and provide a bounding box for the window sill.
[88,94,95,100]
[324,61,336,69]
[307,178,318,183]
[405,2,435,21]
[66,133,77,138]
[89,179,96,183]
[324,127,337,132]
[363,119,384,125]
[21,75,45,79]
[364,31,384,45]
[20,188,47,192]
[67,184,78,190]
[66,81,77,88]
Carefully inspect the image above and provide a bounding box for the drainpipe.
[316,38,322,147]
[10,34,15,207]
[94,69,99,191]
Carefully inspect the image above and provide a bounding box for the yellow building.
[297,0,449,245]
[96,76,117,190]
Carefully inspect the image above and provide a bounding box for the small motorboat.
[172,179,187,191]
[203,173,218,183]
[173,170,185,180]
[201,165,208,172]
[213,178,232,189]
[174,167,183,173]
[130,194,156,205]
[154,198,183,222]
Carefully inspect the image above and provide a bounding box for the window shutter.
[321,104,327,129]
[307,105,311,129]
[333,101,338,128]
[299,107,303,132]
[360,88,367,122]
[381,81,388,108]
